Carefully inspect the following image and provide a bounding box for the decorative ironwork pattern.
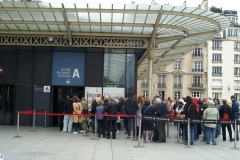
[0,35,148,48]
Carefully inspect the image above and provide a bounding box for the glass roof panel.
[0,11,11,20]
[91,26,101,32]
[0,24,8,30]
[31,12,44,21]
[122,26,133,34]
[162,5,174,11]
[142,27,153,34]
[101,26,111,32]
[63,3,75,9]
[69,25,80,31]
[113,4,124,10]
[100,3,112,9]
[58,25,67,31]
[66,12,78,22]
[200,11,214,16]
[149,5,162,10]
[125,4,137,10]
[26,24,39,30]
[42,12,55,21]
[172,6,185,12]
[123,13,135,23]
[75,3,87,9]
[146,14,157,24]
[6,24,18,30]
[135,14,147,23]
[54,12,64,21]
[2,2,14,7]
[88,3,100,9]
[26,2,38,8]
[162,15,176,24]
[137,4,150,10]
[12,2,26,8]
[192,9,206,15]
[7,11,22,20]
[38,2,51,8]
[37,24,49,31]
[50,3,62,8]
[159,14,167,23]
[101,13,111,22]
[112,13,123,23]
[78,12,89,22]
[112,26,122,33]
[48,25,60,31]
[89,13,100,22]
[132,27,143,34]
[182,7,197,13]
[80,25,90,32]
[19,11,33,21]
[15,24,28,30]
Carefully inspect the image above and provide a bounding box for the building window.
[175,61,181,70]
[143,91,148,99]
[212,41,222,50]
[193,61,203,72]
[174,76,182,87]
[192,92,201,98]
[193,48,202,57]
[212,93,222,99]
[212,53,222,62]
[212,66,222,76]
[192,76,202,87]
[212,79,222,89]
[174,92,181,100]
[158,75,165,87]
[228,29,233,37]
[234,29,238,37]
[234,93,240,101]
[234,54,240,63]
[234,80,240,90]
[234,67,240,76]
[234,41,240,51]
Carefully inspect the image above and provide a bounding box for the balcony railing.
[227,35,240,38]
[234,48,240,52]
[158,83,166,87]
[234,60,240,64]
[192,69,203,72]
[212,47,222,50]
[212,85,223,89]
[192,53,203,57]
[212,73,222,76]
[174,67,182,70]
[142,83,148,87]
[234,86,240,90]
[174,84,182,87]
[192,84,203,87]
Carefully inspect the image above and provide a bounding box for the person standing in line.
[141,98,155,143]
[203,100,219,145]
[72,96,83,134]
[136,96,144,138]
[155,98,167,143]
[219,99,233,142]
[105,96,119,139]
[62,96,73,133]
[119,97,128,134]
[230,95,239,141]
[124,93,139,139]
[58,95,66,131]
[81,100,90,134]
[96,99,106,138]
[176,99,185,141]
[90,98,98,133]
[214,98,221,138]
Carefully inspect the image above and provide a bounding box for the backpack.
[223,108,229,120]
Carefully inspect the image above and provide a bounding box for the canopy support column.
[148,50,153,100]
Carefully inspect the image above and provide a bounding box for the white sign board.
[43,86,51,93]
[103,87,125,100]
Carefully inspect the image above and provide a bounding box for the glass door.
[0,85,14,124]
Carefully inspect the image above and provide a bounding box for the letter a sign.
[72,69,80,78]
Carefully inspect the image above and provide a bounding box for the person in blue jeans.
[62,96,73,133]
[203,100,219,145]
[182,96,199,145]
[230,95,239,141]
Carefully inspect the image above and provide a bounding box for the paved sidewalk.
[0,125,240,160]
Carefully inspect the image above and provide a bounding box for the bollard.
[30,110,37,132]
[174,122,180,143]
[14,111,21,138]
[134,115,144,148]
[167,118,171,138]
[91,114,99,140]
[231,119,239,150]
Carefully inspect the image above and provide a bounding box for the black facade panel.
[0,51,16,84]
[15,85,33,125]
[85,52,104,87]
[34,52,52,85]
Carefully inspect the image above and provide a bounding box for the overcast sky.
[41,0,240,16]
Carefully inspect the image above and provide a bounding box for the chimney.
[183,0,187,7]
[200,0,208,11]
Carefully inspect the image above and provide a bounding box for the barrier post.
[30,110,37,132]
[14,111,21,138]
[134,115,144,148]
[44,109,47,128]
[134,115,137,141]
[167,118,171,138]
[174,121,180,143]
[184,118,191,148]
[231,119,239,150]
[91,114,99,140]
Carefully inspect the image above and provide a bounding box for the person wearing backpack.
[219,99,233,142]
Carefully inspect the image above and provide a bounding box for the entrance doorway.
[0,85,14,124]
[52,86,84,127]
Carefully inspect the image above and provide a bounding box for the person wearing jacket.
[230,95,239,141]
[62,96,74,133]
[72,96,83,134]
[96,99,105,138]
[105,96,119,139]
[219,99,233,142]
[203,100,219,145]
[182,96,199,145]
